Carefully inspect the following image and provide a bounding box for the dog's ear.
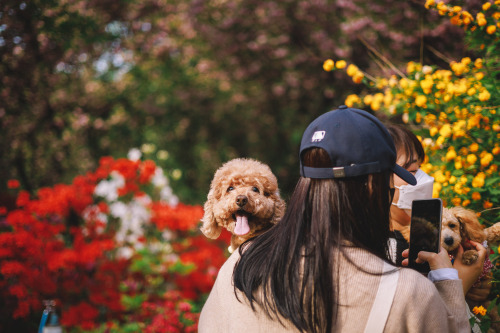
[453,207,485,243]
[485,222,500,245]
[271,191,286,224]
[200,189,222,239]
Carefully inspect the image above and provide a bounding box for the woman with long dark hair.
[199,107,470,332]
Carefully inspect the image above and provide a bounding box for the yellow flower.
[346,64,358,76]
[472,173,485,188]
[477,13,487,26]
[415,95,427,107]
[484,200,493,209]
[472,192,481,200]
[463,199,471,207]
[451,62,466,75]
[352,71,364,84]
[493,147,500,155]
[335,60,346,69]
[475,72,485,80]
[455,160,463,169]
[425,0,435,8]
[420,79,434,94]
[487,25,497,34]
[468,114,482,129]
[433,170,447,183]
[407,61,416,73]
[452,197,462,206]
[439,124,452,138]
[488,164,498,174]
[473,305,487,316]
[470,143,479,152]
[483,2,492,10]
[481,153,494,167]
[467,154,478,165]
[415,112,422,123]
[446,149,457,161]
[475,58,483,69]
[479,90,491,101]
[345,94,360,107]
[433,183,442,197]
[323,59,335,72]
[467,87,476,96]
[436,136,445,146]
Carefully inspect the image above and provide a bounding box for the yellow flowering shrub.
[324,1,499,327]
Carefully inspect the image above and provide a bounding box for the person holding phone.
[386,124,489,319]
[199,107,470,332]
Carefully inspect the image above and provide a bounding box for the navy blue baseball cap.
[299,106,417,185]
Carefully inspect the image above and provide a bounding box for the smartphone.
[408,198,443,273]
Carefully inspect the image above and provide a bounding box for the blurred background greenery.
[0,0,481,204]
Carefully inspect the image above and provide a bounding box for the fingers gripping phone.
[408,199,443,273]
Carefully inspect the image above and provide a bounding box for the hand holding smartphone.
[408,199,443,273]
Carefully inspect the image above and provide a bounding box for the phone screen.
[408,198,443,273]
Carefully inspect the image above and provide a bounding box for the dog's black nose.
[444,236,454,246]
[236,195,248,207]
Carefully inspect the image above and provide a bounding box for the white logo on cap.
[311,131,325,142]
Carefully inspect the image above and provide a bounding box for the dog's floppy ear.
[453,207,485,243]
[271,191,286,224]
[485,221,500,245]
[200,189,222,239]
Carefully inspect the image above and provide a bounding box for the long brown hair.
[233,148,393,332]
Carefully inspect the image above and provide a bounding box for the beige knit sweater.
[199,247,470,332]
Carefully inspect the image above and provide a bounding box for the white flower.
[127,148,142,161]
[82,205,109,225]
[422,65,433,75]
[94,171,125,202]
[116,246,134,260]
[151,167,168,188]
[110,201,128,218]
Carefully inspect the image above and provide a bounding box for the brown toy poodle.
[441,206,487,264]
[200,158,286,252]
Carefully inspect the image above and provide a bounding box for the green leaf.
[121,294,145,311]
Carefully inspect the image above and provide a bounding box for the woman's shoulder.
[395,267,455,305]
[397,267,436,289]
[214,250,241,284]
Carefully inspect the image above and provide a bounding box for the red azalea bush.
[0,150,230,332]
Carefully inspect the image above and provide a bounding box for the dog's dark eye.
[449,223,456,229]
[227,186,234,192]
[252,186,260,193]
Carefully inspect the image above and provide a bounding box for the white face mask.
[392,169,434,211]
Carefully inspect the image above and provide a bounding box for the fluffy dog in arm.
[201,158,286,252]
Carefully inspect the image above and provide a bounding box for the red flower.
[60,302,99,329]
[139,160,157,184]
[15,191,30,207]
[0,206,7,215]
[7,179,20,189]
[151,203,203,231]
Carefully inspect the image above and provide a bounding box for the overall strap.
[363,261,400,333]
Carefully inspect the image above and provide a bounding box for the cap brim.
[392,164,417,185]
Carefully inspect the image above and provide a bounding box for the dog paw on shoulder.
[462,249,479,265]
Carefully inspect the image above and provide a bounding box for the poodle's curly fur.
[441,206,487,264]
[201,158,286,252]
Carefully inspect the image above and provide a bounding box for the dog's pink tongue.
[234,213,250,235]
